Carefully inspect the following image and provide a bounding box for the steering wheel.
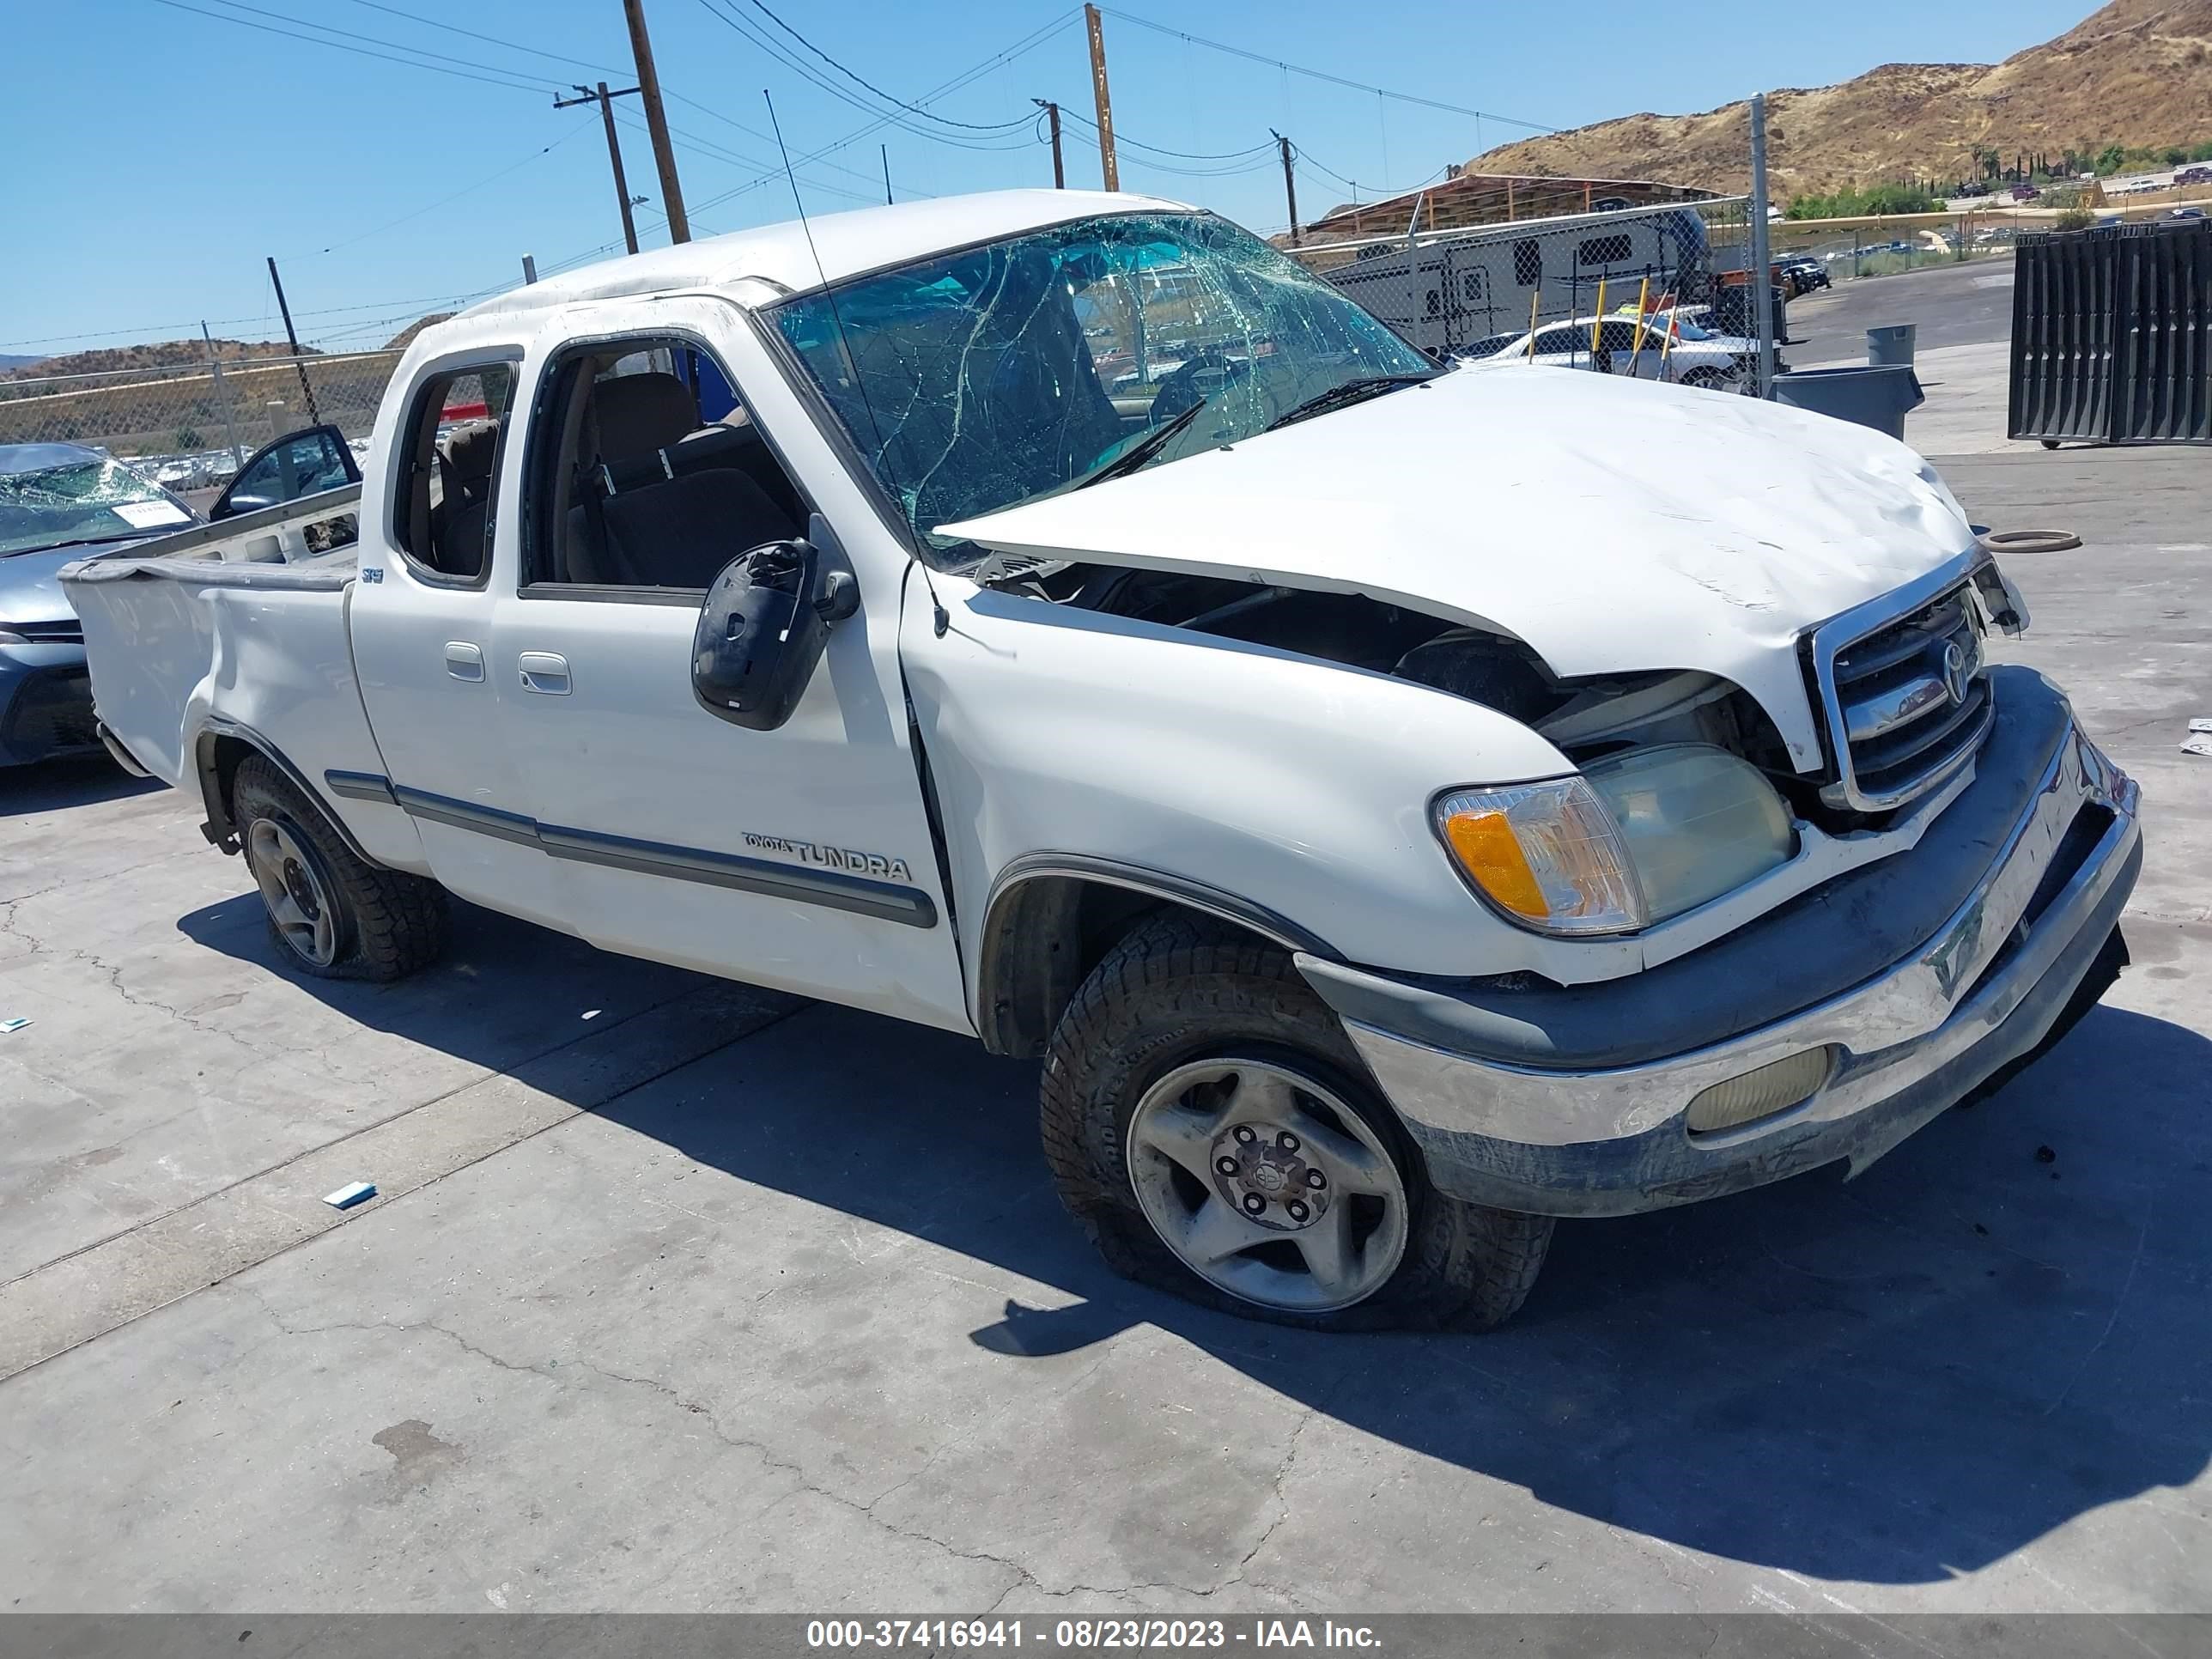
[1148,349,1249,425]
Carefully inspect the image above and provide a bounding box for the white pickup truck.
[66,191,2141,1331]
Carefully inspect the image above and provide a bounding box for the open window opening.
[392,362,517,585]
[523,339,808,593]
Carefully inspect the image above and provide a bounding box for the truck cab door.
[485,307,969,1032]
[348,351,569,930]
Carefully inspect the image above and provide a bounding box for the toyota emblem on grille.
[1941,640,1972,705]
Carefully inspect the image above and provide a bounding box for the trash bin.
[1867,324,1917,367]
[1771,364,1926,441]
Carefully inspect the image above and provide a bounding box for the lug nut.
[1285,1200,1309,1223]
[1305,1168,1326,1188]
[1242,1193,1267,1214]
[1277,1132,1300,1152]
[1214,1156,1240,1176]
[1232,1125,1256,1145]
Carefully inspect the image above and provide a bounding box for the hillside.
[3,339,310,380]
[1468,0,2212,199]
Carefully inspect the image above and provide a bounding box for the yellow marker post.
[1628,276,1653,371]
[1590,279,1607,356]
[1527,288,1540,359]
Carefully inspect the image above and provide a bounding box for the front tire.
[232,755,447,981]
[1039,914,1553,1331]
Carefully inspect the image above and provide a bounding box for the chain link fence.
[1286,197,1769,393]
[0,349,401,505]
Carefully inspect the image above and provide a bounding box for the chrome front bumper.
[1304,702,2142,1217]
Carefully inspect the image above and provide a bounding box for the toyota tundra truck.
[63,190,2141,1330]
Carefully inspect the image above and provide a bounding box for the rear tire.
[1038,912,1553,1331]
[232,755,447,981]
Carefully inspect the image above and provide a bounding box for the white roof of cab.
[457,189,1192,321]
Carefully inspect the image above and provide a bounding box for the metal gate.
[2009,219,2210,445]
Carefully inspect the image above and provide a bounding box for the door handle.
[444,641,484,682]
[518,651,572,696]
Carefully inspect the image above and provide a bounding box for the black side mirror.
[691,539,856,730]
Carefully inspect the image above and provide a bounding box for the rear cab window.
[391,362,519,587]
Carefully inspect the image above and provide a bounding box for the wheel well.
[975,875,1300,1057]
[195,733,258,851]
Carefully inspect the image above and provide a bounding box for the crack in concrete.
[228,1279,1272,1607]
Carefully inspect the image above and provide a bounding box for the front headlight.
[1435,745,1796,936]
[0,629,27,647]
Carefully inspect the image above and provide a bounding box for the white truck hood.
[939,364,1978,772]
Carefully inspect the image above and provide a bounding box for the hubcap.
[1125,1059,1410,1313]
[246,817,339,967]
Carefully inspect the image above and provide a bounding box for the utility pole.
[882,144,893,205]
[556,82,644,253]
[1273,131,1300,244]
[1034,100,1065,188]
[201,322,243,465]
[264,257,320,424]
[1083,3,1118,191]
[621,0,690,242]
[1747,93,1776,398]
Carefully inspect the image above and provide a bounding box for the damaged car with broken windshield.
[68,192,2142,1329]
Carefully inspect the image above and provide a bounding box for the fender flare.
[191,716,380,866]
[972,852,1340,1055]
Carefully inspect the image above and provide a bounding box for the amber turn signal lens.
[1442,811,1548,918]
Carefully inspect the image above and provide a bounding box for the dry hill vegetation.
[1467,0,2212,200]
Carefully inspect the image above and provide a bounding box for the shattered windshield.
[0,453,193,556]
[770,212,1434,562]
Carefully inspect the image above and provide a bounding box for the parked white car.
[1455,313,1750,388]
[63,191,2141,1331]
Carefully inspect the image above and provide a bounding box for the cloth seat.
[567,372,801,586]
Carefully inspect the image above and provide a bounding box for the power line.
[1099,7,1558,136]
[1052,106,1273,166]
[142,0,561,94]
[1289,143,1453,204]
[296,124,596,257]
[690,0,1043,152]
[726,0,1035,131]
[331,0,896,194]
[676,13,1082,220]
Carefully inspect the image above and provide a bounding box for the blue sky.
[8,0,2090,356]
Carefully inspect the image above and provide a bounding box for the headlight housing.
[1435,744,1796,936]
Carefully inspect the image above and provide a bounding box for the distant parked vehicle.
[1456,315,1749,388]
[2010,185,2041,202]
[1,428,361,769]
[2174,166,2212,186]
[1,442,199,767]
[1778,256,1830,294]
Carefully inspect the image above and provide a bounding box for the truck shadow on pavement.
[0,754,164,814]
[181,893,2210,1589]
[601,992,2212,1589]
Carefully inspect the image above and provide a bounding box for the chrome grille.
[1812,578,1995,812]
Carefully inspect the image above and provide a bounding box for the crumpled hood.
[940,363,1978,771]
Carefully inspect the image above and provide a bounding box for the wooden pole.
[622,0,690,242]
[1084,4,1119,191]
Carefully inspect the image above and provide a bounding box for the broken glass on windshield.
[0,454,192,556]
[770,212,1435,564]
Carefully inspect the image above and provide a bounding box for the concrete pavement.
[1,447,2207,1616]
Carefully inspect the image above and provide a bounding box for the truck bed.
[58,487,422,872]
